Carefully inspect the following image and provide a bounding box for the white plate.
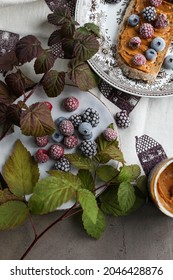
[0,85,119,209]
[75,0,173,98]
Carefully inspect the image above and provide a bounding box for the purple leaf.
[47,6,71,26]
[42,70,65,97]
[0,50,18,72]
[61,21,76,38]
[5,70,25,97]
[48,30,62,46]
[6,104,21,126]
[0,103,8,126]
[34,49,55,74]
[0,81,16,105]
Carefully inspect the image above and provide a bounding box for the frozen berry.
[140,23,154,39]
[69,114,82,128]
[145,48,157,61]
[54,157,71,172]
[128,14,140,27]
[82,108,100,127]
[63,135,78,149]
[35,136,48,147]
[78,122,92,136]
[132,54,146,66]
[129,37,141,49]
[103,128,117,141]
[79,140,97,158]
[150,0,162,7]
[142,6,156,22]
[63,96,79,112]
[151,37,165,52]
[55,117,67,127]
[115,110,130,128]
[59,120,74,136]
[163,55,173,69]
[82,132,93,140]
[51,131,64,143]
[154,14,168,29]
[34,149,49,163]
[43,101,52,110]
[48,144,64,160]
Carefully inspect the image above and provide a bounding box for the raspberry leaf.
[15,35,43,64]
[61,21,76,38]
[47,6,72,26]
[0,103,8,126]
[97,144,125,164]
[118,165,141,183]
[136,175,148,196]
[5,70,25,98]
[77,170,94,192]
[34,49,55,74]
[0,201,29,230]
[65,153,95,170]
[3,140,39,196]
[0,81,17,105]
[48,30,62,46]
[83,23,100,38]
[42,70,65,97]
[117,182,136,213]
[0,50,18,72]
[96,165,119,182]
[82,209,106,239]
[20,102,55,136]
[6,104,21,126]
[0,189,22,205]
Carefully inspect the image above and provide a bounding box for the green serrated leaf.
[0,189,22,205]
[96,165,119,182]
[42,70,65,97]
[77,189,98,224]
[3,140,39,197]
[0,201,29,230]
[118,182,136,213]
[65,153,95,170]
[47,170,82,190]
[136,175,148,196]
[34,49,55,74]
[77,169,94,192]
[118,165,141,183]
[20,102,55,137]
[82,209,106,239]
[98,144,125,164]
[84,23,100,37]
[29,176,76,214]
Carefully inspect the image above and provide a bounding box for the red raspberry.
[150,0,162,7]
[43,101,52,111]
[129,37,141,49]
[35,149,49,163]
[139,23,154,39]
[154,14,168,29]
[48,144,64,160]
[59,120,74,136]
[63,135,78,149]
[35,136,49,147]
[132,54,146,66]
[103,128,117,141]
[63,96,79,112]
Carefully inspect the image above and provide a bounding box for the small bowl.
[148,158,173,218]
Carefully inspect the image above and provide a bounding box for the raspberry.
[59,120,74,136]
[54,157,71,172]
[79,140,97,158]
[63,96,79,112]
[129,37,141,49]
[82,108,100,127]
[43,101,52,111]
[150,0,162,7]
[69,114,82,128]
[103,128,117,141]
[142,6,157,22]
[34,149,49,163]
[48,144,64,160]
[63,135,78,149]
[115,110,130,128]
[132,54,146,66]
[139,23,154,39]
[154,14,168,29]
[35,136,48,147]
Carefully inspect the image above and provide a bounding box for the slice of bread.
[116,0,173,83]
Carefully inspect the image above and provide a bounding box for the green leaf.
[0,81,16,105]
[118,165,141,183]
[47,6,72,26]
[68,60,99,91]
[0,189,22,205]
[0,201,29,230]
[83,23,100,37]
[42,70,65,97]
[98,144,125,164]
[136,175,148,196]
[77,169,95,192]
[118,182,136,213]
[82,209,106,239]
[3,140,39,196]
[34,49,55,74]
[65,153,95,170]
[96,123,117,151]
[28,176,76,214]
[96,165,119,182]
[77,189,98,224]
[20,102,55,137]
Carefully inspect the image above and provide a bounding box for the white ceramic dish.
[75,0,173,98]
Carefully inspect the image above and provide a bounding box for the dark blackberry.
[105,0,121,3]
[82,108,100,127]
[69,114,82,128]
[54,157,71,172]
[142,6,157,22]
[115,110,130,128]
[79,140,97,158]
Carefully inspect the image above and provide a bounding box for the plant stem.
[23,83,39,103]
[29,213,38,239]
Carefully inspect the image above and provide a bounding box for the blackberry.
[115,110,130,128]
[82,108,100,127]
[105,0,121,3]
[54,157,71,172]
[142,6,157,22]
[69,114,82,128]
[79,140,97,158]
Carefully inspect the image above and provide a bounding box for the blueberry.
[145,48,157,61]
[78,122,92,136]
[51,131,64,143]
[82,132,93,140]
[150,37,166,52]
[163,55,173,69]
[128,14,140,27]
[55,117,66,127]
